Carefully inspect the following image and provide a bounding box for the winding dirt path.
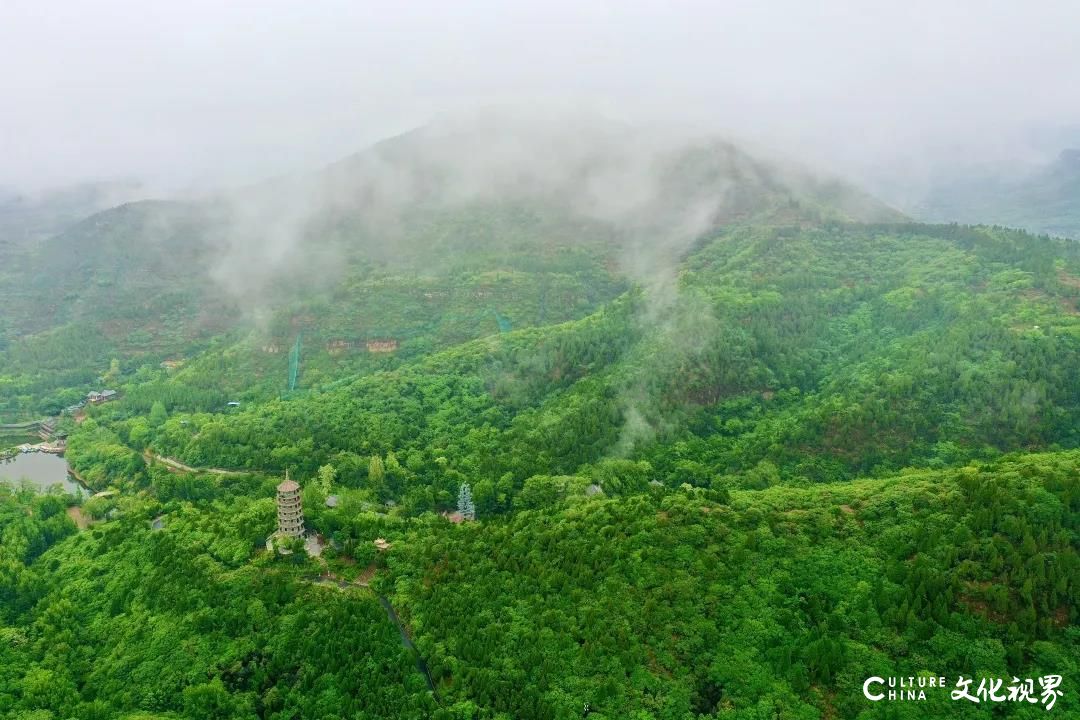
[305,570,439,699]
[142,451,244,475]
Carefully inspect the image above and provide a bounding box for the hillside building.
[276,473,305,538]
[87,389,118,405]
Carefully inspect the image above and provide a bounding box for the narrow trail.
[306,574,440,701]
[377,594,439,698]
[142,450,244,475]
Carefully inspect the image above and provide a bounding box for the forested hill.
[74,222,1080,505]
[0,179,149,252]
[0,120,901,421]
[3,122,1079,719]
[3,444,1077,718]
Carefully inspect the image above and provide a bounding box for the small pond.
[0,453,84,495]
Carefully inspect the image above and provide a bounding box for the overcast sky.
[2,1,1079,193]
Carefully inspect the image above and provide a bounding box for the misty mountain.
[3,123,1078,720]
[5,8,1080,720]
[0,179,150,253]
[914,148,1080,239]
[206,117,904,292]
[0,119,904,417]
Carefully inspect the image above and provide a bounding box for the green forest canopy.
[2,173,1079,717]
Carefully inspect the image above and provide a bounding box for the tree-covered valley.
[1,121,1077,719]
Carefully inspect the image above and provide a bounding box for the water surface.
[0,453,83,494]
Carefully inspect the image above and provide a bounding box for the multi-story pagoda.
[276,471,305,538]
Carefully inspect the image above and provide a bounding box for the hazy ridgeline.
[0,115,899,419]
